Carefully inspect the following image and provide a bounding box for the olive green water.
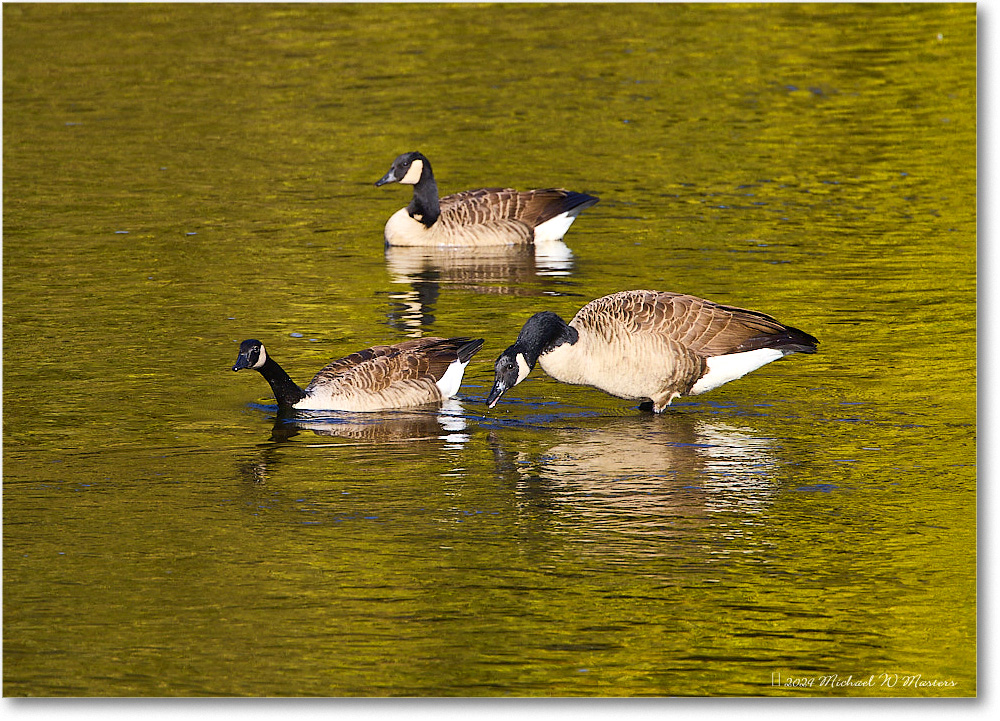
[3,2,976,697]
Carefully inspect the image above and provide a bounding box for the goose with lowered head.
[233,336,484,412]
[486,289,818,412]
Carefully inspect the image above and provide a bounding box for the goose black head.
[486,348,534,409]
[486,311,577,409]
[375,151,429,187]
[233,339,267,372]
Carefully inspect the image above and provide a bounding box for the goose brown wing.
[304,337,482,396]
[440,188,597,228]
[575,290,817,357]
[568,290,817,402]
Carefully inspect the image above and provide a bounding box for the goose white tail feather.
[690,349,786,395]
[435,358,472,399]
[533,211,581,243]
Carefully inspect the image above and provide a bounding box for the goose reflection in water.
[383,242,575,337]
[271,399,471,446]
[236,399,472,486]
[490,413,779,540]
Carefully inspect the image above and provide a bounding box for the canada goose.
[486,290,818,412]
[374,151,599,247]
[233,336,484,412]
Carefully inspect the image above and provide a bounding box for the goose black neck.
[514,311,579,367]
[256,356,308,409]
[408,162,440,227]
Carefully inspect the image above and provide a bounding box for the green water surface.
[3,2,976,697]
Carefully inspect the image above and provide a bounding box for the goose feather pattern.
[376,151,599,247]
[487,289,818,412]
[233,336,484,412]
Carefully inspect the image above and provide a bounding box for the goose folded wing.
[304,340,458,396]
[627,291,815,357]
[441,188,588,226]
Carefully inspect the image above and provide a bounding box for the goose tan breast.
[384,208,430,246]
[384,207,533,247]
[538,326,695,401]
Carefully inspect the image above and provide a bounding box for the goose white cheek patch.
[516,353,532,385]
[400,159,424,185]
